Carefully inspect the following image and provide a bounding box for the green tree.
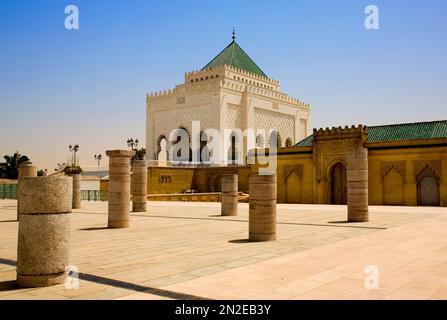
[0,151,30,179]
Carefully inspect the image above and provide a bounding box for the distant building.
[80,166,108,191]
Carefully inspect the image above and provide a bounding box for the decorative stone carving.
[323,155,347,178]
[254,107,295,146]
[380,161,406,181]
[283,165,303,182]
[226,104,242,130]
[414,160,442,180]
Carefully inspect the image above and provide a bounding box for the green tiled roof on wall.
[203,40,268,78]
[295,120,447,147]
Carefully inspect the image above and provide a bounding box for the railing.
[147,192,221,202]
[0,184,17,199]
[146,160,245,168]
[80,190,108,201]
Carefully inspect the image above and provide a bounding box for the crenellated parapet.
[219,79,309,109]
[147,75,309,109]
[147,64,309,109]
[185,64,279,90]
[223,64,279,86]
[244,85,309,108]
[146,82,220,103]
[185,65,226,83]
[313,125,368,141]
[147,88,177,101]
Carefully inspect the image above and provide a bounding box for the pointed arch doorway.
[330,162,347,205]
[417,166,440,206]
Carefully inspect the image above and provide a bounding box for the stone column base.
[17,272,67,288]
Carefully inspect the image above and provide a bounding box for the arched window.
[230,135,237,163]
[156,135,167,153]
[156,135,168,161]
[227,131,242,164]
[269,131,282,148]
[172,127,192,162]
[256,134,265,148]
[199,131,210,163]
[285,138,293,148]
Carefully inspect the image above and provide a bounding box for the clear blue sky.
[0,0,446,170]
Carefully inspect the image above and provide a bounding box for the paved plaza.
[1,200,447,300]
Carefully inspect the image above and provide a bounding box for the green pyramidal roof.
[203,40,268,78]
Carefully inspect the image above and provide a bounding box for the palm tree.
[0,151,30,179]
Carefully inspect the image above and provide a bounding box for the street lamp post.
[67,144,81,209]
[94,154,102,167]
[127,138,139,151]
[68,144,80,167]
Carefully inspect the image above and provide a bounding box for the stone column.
[131,160,147,212]
[347,144,369,222]
[249,172,277,241]
[67,174,81,209]
[106,150,135,228]
[16,176,72,287]
[221,174,238,216]
[17,162,37,220]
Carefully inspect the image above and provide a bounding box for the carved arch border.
[284,164,304,204]
[380,161,406,182]
[283,165,304,183]
[414,160,442,182]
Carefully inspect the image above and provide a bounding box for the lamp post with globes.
[67,144,81,209]
[69,144,80,167]
[127,138,139,151]
[94,154,102,167]
[126,138,147,212]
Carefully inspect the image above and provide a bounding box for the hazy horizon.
[1,0,446,171]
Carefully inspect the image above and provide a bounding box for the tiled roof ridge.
[294,119,447,147]
[368,119,447,129]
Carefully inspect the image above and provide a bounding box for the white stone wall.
[225,103,242,130]
[253,107,295,147]
[147,65,311,162]
[147,87,220,160]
